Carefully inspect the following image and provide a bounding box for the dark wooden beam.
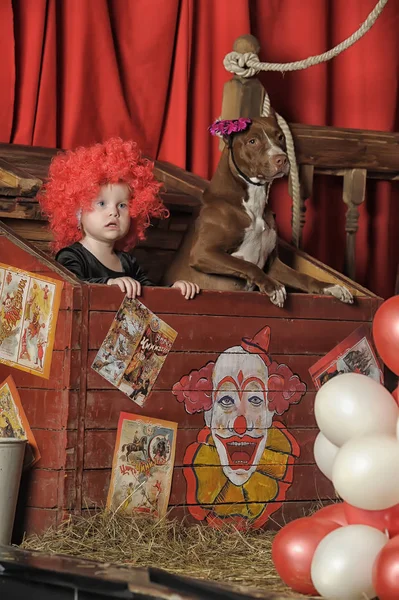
[291,123,399,173]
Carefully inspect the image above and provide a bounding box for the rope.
[223,0,389,245]
[223,0,389,77]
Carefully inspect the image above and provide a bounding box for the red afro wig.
[38,137,168,252]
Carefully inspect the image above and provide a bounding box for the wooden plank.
[21,507,58,536]
[52,310,75,350]
[278,240,378,298]
[88,285,375,320]
[86,351,321,392]
[88,313,371,354]
[18,389,71,429]
[65,430,78,470]
[153,160,207,200]
[26,429,75,471]
[24,469,65,508]
[80,464,334,509]
[0,350,76,391]
[290,123,399,173]
[84,427,318,470]
[3,218,52,242]
[0,199,44,218]
[84,389,317,430]
[67,391,79,430]
[74,285,90,515]
[0,142,57,181]
[32,429,67,469]
[164,500,336,530]
[0,234,54,272]
[0,157,42,193]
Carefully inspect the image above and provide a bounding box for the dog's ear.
[267,106,276,117]
[222,134,233,148]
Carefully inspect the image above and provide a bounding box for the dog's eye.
[277,133,285,142]
[248,138,257,145]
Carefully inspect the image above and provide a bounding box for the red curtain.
[1,0,398,298]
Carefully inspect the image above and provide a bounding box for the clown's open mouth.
[215,434,262,470]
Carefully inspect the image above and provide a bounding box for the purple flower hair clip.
[209,118,252,137]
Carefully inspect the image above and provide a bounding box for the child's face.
[81,184,131,244]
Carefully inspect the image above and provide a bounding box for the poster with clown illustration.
[107,412,177,518]
[172,326,306,529]
[0,263,63,379]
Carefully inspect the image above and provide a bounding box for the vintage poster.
[107,412,177,518]
[92,297,177,406]
[309,325,384,389]
[0,375,40,469]
[0,263,63,379]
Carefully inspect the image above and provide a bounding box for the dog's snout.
[271,154,288,168]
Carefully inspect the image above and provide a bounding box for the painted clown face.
[204,346,273,486]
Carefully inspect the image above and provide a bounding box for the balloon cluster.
[272,296,399,600]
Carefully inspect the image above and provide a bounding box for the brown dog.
[164,115,353,307]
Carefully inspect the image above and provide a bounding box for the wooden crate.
[0,223,382,536]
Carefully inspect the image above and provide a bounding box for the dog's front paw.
[323,284,354,304]
[258,277,287,307]
[270,285,287,307]
[264,284,286,308]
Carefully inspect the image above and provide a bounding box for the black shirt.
[56,242,154,286]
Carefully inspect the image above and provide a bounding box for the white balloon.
[314,432,339,481]
[311,525,388,600]
[314,372,398,447]
[332,434,399,510]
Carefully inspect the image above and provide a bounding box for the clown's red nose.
[233,415,247,435]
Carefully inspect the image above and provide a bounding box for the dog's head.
[222,114,289,184]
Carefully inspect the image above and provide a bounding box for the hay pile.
[21,510,316,598]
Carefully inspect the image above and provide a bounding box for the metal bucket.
[0,438,26,545]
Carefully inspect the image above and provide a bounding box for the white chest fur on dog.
[231,184,277,269]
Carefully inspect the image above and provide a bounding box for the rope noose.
[223,0,388,246]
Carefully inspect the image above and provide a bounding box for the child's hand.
[172,280,200,300]
[107,277,141,298]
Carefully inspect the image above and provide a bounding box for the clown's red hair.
[38,137,168,252]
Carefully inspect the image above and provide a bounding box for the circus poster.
[0,263,63,379]
[309,325,384,389]
[92,297,177,406]
[107,412,177,518]
[0,375,40,469]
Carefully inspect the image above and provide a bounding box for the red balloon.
[272,516,340,595]
[373,296,399,376]
[372,535,399,600]
[344,503,399,537]
[311,502,348,527]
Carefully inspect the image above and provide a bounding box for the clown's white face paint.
[204,346,274,486]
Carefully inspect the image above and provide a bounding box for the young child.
[38,137,200,300]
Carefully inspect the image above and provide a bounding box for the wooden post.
[342,168,367,281]
[219,35,265,151]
